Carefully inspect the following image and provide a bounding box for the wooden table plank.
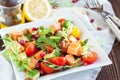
[97,41,120,80]
[96,0,120,79]
[109,0,120,18]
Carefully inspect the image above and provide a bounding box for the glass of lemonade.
[0,0,24,27]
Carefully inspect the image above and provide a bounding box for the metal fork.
[85,0,120,41]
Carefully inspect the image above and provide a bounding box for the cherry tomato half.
[50,57,66,66]
[82,52,97,64]
[25,42,36,57]
[40,62,54,74]
[58,18,66,24]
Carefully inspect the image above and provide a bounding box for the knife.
[108,15,120,27]
[105,15,120,41]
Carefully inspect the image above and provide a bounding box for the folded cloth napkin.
[0,0,115,80]
[0,54,14,80]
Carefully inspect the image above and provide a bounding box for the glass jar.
[0,0,24,27]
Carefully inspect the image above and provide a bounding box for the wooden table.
[96,0,120,80]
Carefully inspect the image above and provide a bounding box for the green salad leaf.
[24,34,32,41]
[52,49,61,57]
[50,36,62,43]
[38,26,53,36]
[2,35,30,71]
[36,36,59,49]
[80,39,89,46]
[62,20,73,37]
[55,30,67,38]
[3,35,20,55]
[62,20,73,29]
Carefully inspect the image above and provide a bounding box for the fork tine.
[89,0,94,8]
[96,0,101,7]
[98,0,103,6]
[85,0,102,9]
[85,3,89,8]
[94,0,99,8]
[86,0,91,8]
[92,0,97,8]
[91,0,99,8]
[85,0,89,8]
[86,0,97,9]
[84,0,88,8]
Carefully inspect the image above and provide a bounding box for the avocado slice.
[44,53,55,59]
[26,69,40,80]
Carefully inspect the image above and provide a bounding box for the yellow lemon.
[23,0,51,21]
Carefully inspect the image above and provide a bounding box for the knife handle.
[108,15,120,27]
[105,17,120,41]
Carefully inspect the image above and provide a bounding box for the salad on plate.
[2,18,98,80]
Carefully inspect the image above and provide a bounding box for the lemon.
[23,0,52,21]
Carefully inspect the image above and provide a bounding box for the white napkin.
[0,54,14,80]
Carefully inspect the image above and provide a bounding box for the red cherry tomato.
[58,18,66,24]
[40,62,54,74]
[25,42,36,57]
[82,52,98,64]
[50,57,66,66]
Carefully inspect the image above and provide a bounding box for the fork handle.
[105,17,120,41]
[108,15,120,27]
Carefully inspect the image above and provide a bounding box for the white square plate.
[0,13,112,80]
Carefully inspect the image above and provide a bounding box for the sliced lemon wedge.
[23,0,52,21]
